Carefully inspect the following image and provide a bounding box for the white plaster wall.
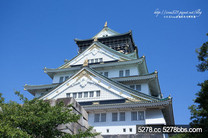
[52,81,123,102]
[52,71,78,83]
[95,65,139,78]
[126,83,151,96]
[145,109,166,125]
[140,83,151,95]
[52,65,139,83]
[88,111,145,135]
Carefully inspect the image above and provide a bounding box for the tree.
[188,33,208,138]
[0,91,99,138]
[196,33,208,72]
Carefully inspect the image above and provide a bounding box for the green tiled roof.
[83,98,172,109]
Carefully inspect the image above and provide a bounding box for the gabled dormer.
[59,40,136,68]
[93,21,120,38]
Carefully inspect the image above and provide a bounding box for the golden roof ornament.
[94,37,98,42]
[168,94,171,99]
[83,59,88,66]
[154,70,158,74]
[104,21,107,27]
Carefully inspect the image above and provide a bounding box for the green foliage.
[187,33,208,138]
[0,92,99,138]
[188,80,208,138]
[196,33,208,72]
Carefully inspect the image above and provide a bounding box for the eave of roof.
[24,83,58,90]
[83,97,171,110]
[111,72,157,82]
[44,57,145,78]
[24,83,59,96]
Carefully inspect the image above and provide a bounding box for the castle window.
[96,91,100,97]
[106,129,109,133]
[138,111,144,120]
[66,93,70,97]
[130,85,141,91]
[88,58,103,64]
[119,70,124,77]
[131,112,137,121]
[123,128,126,132]
[131,111,144,121]
[101,113,106,122]
[84,92,88,97]
[95,58,98,63]
[59,77,64,83]
[104,72,108,77]
[130,85,135,89]
[125,69,130,76]
[73,93,77,98]
[65,76,69,80]
[94,113,106,122]
[120,112,125,121]
[94,114,100,122]
[136,85,141,91]
[78,92,82,98]
[112,113,118,121]
[99,58,103,62]
[129,128,132,132]
[89,91,94,97]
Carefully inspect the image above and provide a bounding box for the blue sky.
[0,0,207,125]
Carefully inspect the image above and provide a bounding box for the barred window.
[66,93,70,97]
[112,113,118,121]
[120,112,125,121]
[59,77,64,83]
[125,69,130,76]
[94,114,100,122]
[131,112,137,121]
[119,70,124,77]
[84,92,88,98]
[95,58,98,63]
[136,85,141,91]
[99,58,103,62]
[131,111,144,121]
[89,91,94,97]
[96,91,100,97]
[73,93,77,98]
[130,85,135,89]
[78,92,82,98]
[101,113,106,122]
[138,111,144,120]
[104,72,108,77]
[65,76,69,80]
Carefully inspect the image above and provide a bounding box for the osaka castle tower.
[25,22,174,137]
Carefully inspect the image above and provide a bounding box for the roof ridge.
[74,31,131,42]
